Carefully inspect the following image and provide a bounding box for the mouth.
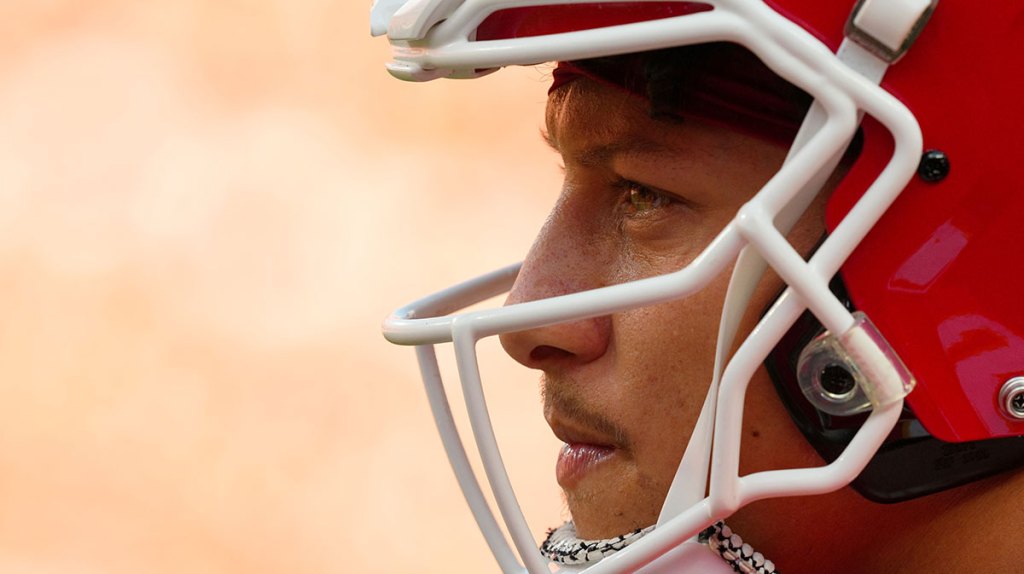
[556,442,617,487]
[548,418,621,488]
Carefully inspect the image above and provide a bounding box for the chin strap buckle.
[797,312,916,416]
[845,0,939,63]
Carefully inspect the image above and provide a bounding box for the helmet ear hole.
[764,276,1024,504]
[796,320,872,417]
[820,364,857,398]
[796,310,916,417]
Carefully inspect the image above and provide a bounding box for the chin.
[567,494,659,540]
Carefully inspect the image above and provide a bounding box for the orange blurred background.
[0,2,565,572]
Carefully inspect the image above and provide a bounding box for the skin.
[498,77,1024,572]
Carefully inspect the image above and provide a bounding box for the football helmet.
[372,0,1024,571]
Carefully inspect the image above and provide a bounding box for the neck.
[728,470,1024,573]
[866,471,1024,573]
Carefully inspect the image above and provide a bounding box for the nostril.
[529,345,573,363]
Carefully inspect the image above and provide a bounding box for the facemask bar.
[381,1,926,572]
[382,2,733,81]
[415,345,522,570]
[657,36,888,525]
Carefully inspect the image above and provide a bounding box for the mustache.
[542,375,631,450]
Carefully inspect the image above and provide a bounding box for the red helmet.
[374,0,1024,571]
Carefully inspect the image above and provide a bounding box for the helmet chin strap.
[656,37,889,529]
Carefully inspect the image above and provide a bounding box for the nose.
[499,193,612,370]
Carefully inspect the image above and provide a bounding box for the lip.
[548,417,620,488]
[556,442,616,487]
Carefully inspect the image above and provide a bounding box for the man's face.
[499,78,826,539]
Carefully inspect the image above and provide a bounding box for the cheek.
[608,276,730,460]
[612,268,730,383]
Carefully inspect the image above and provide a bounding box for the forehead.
[546,79,672,149]
[544,78,765,166]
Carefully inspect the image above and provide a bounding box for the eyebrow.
[542,129,679,167]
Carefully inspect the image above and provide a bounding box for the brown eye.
[623,180,672,215]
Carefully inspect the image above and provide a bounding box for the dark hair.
[571,43,815,144]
